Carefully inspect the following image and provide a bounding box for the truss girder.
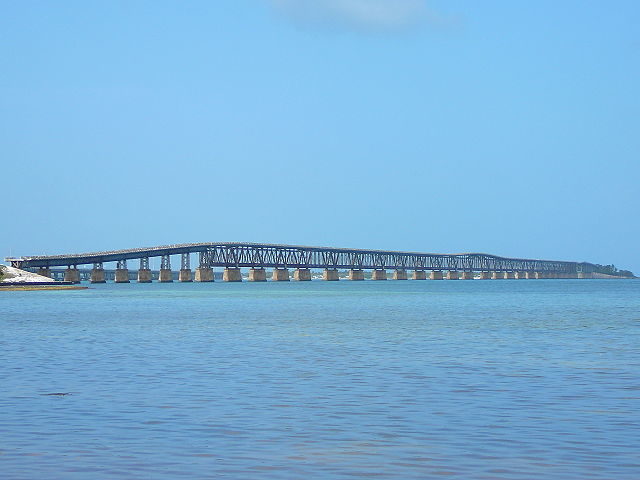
[194,246,577,273]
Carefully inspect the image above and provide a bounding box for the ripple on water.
[1,280,639,479]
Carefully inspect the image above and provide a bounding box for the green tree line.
[593,264,635,278]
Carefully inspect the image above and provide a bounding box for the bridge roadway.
[5,242,596,283]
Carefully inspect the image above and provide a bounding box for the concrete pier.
[63,267,80,284]
[90,268,106,283]
[504,271,516,279]
[371,269,387,280]
[158,269,173,282]
[115,268,130,283]
[478,271,490,280]
[223,267,242,282]
[137,269,152,283]
[534,272,544,279]
[413,270,427,280]
[430,271,444,280]
[194,267,214,282]
[447,271,459,280]
[492,271,503,280]
[323,269,339,281]
[515,271,527,279]
[37,267,51,278]
[349,269,364,281]
[525,271,537,279]
[272,268,290,281]
[460,271,473,280]
[248,268,267,282]
[578,272,593,279]
[294,268,311,281]
[393,269,408,280]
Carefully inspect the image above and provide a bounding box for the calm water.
[2,279,639,479]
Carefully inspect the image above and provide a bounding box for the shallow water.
[2,279,639,479]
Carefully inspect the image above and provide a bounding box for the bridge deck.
[6,242,594,273]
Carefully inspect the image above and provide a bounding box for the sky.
[1,0,638,273]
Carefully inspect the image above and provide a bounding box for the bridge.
[5,242,596,283]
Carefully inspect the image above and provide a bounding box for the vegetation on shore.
[593,264,635,278]
[0,284,88,291]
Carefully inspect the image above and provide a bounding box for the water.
[2,279,639,479]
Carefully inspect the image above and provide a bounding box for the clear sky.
[1,1,638,273]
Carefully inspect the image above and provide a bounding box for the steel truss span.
[6,242,595,274]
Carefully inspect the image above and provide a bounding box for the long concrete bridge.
[6,242,597,284]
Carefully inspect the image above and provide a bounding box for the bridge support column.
[272,268,290,281]
[137,258,151,283]
[371,269,387,280]
[525,271,537,279]
[515,271,527,279]
[248,268,267,282]
[195,267,214,282]
[37,268,51,278]
[578,272,593,279]
[491,272,503,279]
[478,271,490,280]
[323,269,339,281]
[223,267,242,282]
[90,263,105,283]
[447,271,459,280]
[504,271,516,279]
[393,269,408,280]
[349,269,364,281]
[63,266,80,284]
[460,271,473,280]
[293,268,311,281]
[115,260,130,283]
[158,255,173,282]
[430,271,443,280]
[179,253,192,282]
[413,270,427,280]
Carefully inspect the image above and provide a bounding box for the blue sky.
[1,1,638,272]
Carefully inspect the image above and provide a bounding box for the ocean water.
[2,279,639,479]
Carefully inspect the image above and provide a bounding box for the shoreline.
[0,284,87,291]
